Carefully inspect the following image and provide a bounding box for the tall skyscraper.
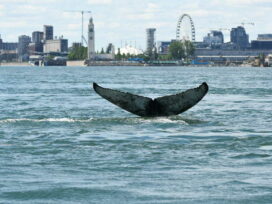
[146,28,156,56]
[18,35,31,61]
[31,31,44,53]
[231,26,249,49]
[44,25,53,41]
[32,31,44,43]
[88,17,95,60]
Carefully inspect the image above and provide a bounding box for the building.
[43,38,68,53]
[72,42,82,48]
[157,41,171,55]
[251,34,272,50]
[146,28,156,55]
[32,31,44,43]
[0,35,18,62]
[0,35,18,51]
[88,17,95,60]
[230,26,249,49]
[0,40,18,51]
[28,42,44,54]
[31,31,44,53]
[194,48,272,64]
[116,45,143,55]
[44,25,53,41]
[203,31,224,48]
[18,35,31,61]
[257,34,272,40]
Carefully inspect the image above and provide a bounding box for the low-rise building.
[43,38,68,53]
[0,36,18,51]
[157,41,171,55]
[203,31,224,48]
[194,48,272,64]
[251,34,272,50]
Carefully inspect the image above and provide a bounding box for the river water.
[0,66,272,203]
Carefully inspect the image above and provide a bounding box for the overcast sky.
[0,0,271,51]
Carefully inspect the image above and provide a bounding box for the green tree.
[183,40,195,59]
[169,41,185,60]
[115,48,122,60]
[68,46,87,60]
[106,43,113,54]
[136,54,150,62]
[158,54,172,60]
[169,40,195,60]
[100,48,105,54]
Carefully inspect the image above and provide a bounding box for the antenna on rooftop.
[241,22,255,27]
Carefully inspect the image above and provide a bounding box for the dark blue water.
[0,66,272,203]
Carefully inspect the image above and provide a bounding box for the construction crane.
[241,22,255,27]
[65,10,92,46]
[219,28,231,32]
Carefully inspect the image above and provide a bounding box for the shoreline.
[0,61,268,68]
[0,62,31,66]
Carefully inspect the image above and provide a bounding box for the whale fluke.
[93,82,209,117]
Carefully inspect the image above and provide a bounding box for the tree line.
[68,40,195,61]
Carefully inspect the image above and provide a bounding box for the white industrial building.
[43,39,68,53]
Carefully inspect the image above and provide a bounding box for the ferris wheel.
[176,14,196,42]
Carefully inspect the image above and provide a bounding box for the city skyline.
[0,0,272,50]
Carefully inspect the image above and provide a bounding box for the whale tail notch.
[93,82,208,117]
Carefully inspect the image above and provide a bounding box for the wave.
[0,118,94,123]
[0,116,205,125]
[259,145,272,151]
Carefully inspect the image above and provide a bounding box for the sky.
[0,0,272,51]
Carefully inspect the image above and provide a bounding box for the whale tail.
[93,82,209,117]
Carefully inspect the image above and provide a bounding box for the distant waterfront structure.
[157,41,171,55]
[32,31,43,44]
[0,35,18,51]
[18,35,31,62]
[116,45,143,55]
[88,17,95,60]
[257,34,272,40]
[146,28,156,56]
[31,31,44,53]
[231,26,249,49]
[251,34,272,50]
[203,31,224,48]
[44,25,54,41]
[0,35,18,62]
[72,42,82,48]
[43,38,68,53]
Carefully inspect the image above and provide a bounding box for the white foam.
[0,118,93,123]
[259,145,272,151]
[137,117,188,125]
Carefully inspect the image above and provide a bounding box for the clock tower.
[88,17,95,60]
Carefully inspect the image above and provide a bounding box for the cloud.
[88,0,112,5]
[0,4,4,16]
[0,0,271,48]
[226,0,271,4]
[211,0,271,6]
[62,12,82,19]
[67,23,81,30]
[0,21,28,28]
